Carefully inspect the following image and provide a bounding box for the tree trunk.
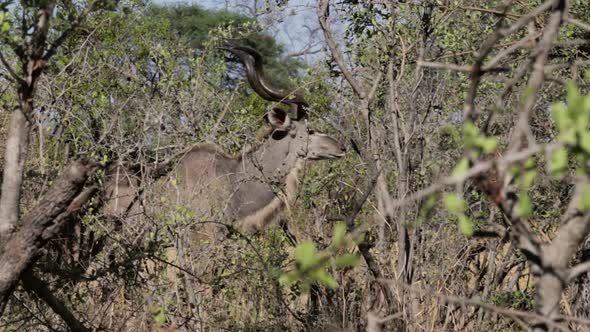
[0,108,31,233]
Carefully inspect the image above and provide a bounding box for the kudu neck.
[240,134,301,183]
[226,133,304,233]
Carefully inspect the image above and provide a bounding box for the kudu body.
[103,47,345,234]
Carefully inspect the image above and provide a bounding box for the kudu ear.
[265,108,292,132]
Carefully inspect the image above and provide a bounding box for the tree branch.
[0,160,98,317]
[509,0,566,152]
[0,51,25,85]
[566,17,590,32]
[318,0,366,99]
[568,260,590,282]
[21,272,90,332]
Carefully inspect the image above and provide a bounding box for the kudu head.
[221,46,346,161]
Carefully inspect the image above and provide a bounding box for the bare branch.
[566,17,590,32]
[498,0,557,37]
[21,272,90,332]
[568,260,590,282]
[283,46,323,59]
[416,61,474,72]
[484,32,542,70]
[318,0,366,99]
[417,60,509,73]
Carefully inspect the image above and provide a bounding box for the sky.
[150,0,323,62]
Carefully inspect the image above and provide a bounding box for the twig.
[498,0,556,37]
[483,32,542,70]
[417,61,473,72]
[417,61,510,73]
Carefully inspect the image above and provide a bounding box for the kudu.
[103,46,346,235]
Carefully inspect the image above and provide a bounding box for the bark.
[0,160,97,316]
[535,207,590,330]
[0,106,31,233]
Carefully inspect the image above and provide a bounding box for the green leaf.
[552,103,571,132]
[580,185,590,213]
[295,241,317,270]
[580,130,590,154]
[566,82,582,116]
[478,137,498,154]
[550,147,568,178]
[443,193,466,215]
[1,21,9,34]
[520,169,537,189]
[452,157,470,177]
[458,215,474,237]
[331,222,347,247]
[559,128,577,145]
[584,94,590,114]
[311,269,338,289]
[278,272,298,286]
[516,193,533,218]
[333,253,361,268]
[463,121,479,146]
[153,307,166,327]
